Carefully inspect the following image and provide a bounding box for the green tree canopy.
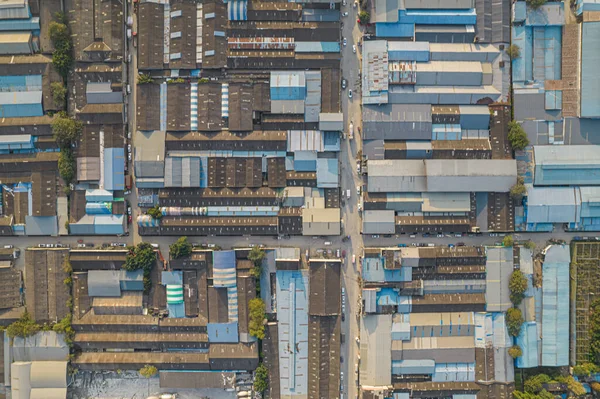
[502,235,514,248]
[524,374,551,394]
[358,11,370,23]
[591,298,600,363]
[52,116,82,149]
[137,74,154,84]
[254,363,269,392]
[506,44,521,60]
[510,177,527,201]
[524,240,536,251]
[508,121,530,151]
[508,344,523,359]
[139,365,158,378]
[506,307,524,337]
[58,149,75,184]
[50,82,67,110]
[147,205,163,219]
[573,362,600,377]
[170,236,192,259]
[123,242,156,272]
[249,298,266,340]
[49,21,69,45]
[248,247,266,278]
[6,311,40,338]
[509,269,528,305]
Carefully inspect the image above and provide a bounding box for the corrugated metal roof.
[367,159,516,192]
[25,215,57,236]
[276,270,309,396]
[581,22,600,118]
[375,0,399,23]
[485,247,513,312]
[534,145,600,186]
[294,41,340,53]
[526,186,579,223]
[363,210,395,234]
[103,148,125,191]
[363,104,432,140]
[316,158,338,188]
[541,245,569,367]
[360,314,392,386]
[525,2,565,26]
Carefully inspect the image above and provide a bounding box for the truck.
[349,122,354,140]
[125,175,132,189]
[346,189,351,199]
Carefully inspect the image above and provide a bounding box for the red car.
[128,215,133,224]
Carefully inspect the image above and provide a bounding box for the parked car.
[348,89,352,98]
[3,244,13,249]
[343,37,347,46]
[343,11,348,16]
[352,45,356,53]
[77,243,86,248]
[342,78,347,89]
[397,244,407,248]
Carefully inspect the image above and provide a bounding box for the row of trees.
[52,113,82,190]
[49,12,73,82]
[515,373,586,399]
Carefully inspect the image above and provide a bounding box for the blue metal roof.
[103,148,125,191]
[167,302,186,318]
[162,271,183,285]
[392,359,435,375]
[227,0,247,20]
[388,41,430,62]
[376,22,415,38]
[213,250,236,288]
[85,189,113,202]
[516,321,540,368]
[93,215,124,235]
[541,245,569,367]
[316,158,338,188]
[362,256,412,283]
[582,22,600,118]
[207,322,239,343]
[276,270,309,397]
[294,42,340,53]
[0,75,41,91]
[0,91,42,117]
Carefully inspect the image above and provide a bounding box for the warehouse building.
[359,246,514,398]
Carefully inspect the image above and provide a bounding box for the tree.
[52,43,73,80]
[524,240,536,251]
[49,21,69,45]
[555,375,586,397]
[137,74,154,84]
[53,314,74,344]
[167,77,185,84]
[52,116,82,149]
[58,149,75,184]
[508,121,530,151]
[510,177,527,201]
[526,0,547,8]
[62,259,73,274]
[248,298,266,340]
[170,236,192,259]
[524,374,551,394]
[248,247,266,278]
[506,44,521,60]
[508,344,523,358]
[506,307,524,337]
[509,269,528,305]
[573,362,600,377]
[591,382,600,392]
[254,363,269,393]
[358,11,370,23]
[50,82,67,109]
[502,234,514,248]
[147,205,163,219]
[123,242,156,272]
[139,365,158,378]
[6,311,40,338]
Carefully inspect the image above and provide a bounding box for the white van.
[346,189,351,199]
